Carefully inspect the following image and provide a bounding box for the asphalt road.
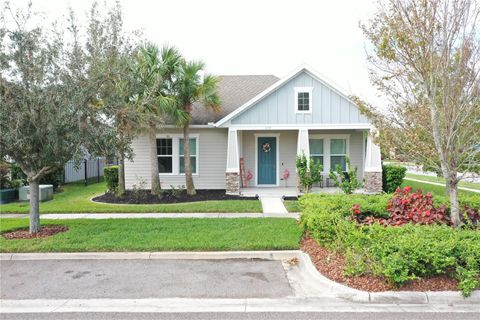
[0,259,292,299]
[1,312,479,320]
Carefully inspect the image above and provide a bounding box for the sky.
[13,0,382,106]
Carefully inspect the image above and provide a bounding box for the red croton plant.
[352,187,451,226]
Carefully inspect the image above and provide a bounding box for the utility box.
[19,185,54,202]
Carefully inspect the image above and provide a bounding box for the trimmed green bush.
[104,165,119,192]
[300,193,480,296]
[382,164,407,193]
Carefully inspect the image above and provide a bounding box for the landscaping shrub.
[40,168,64,191]
[353,187,450,226]
[329,157,362,194]
[300,193,480,296]
[11,164,62,190]
[296,153,322,193]
[104,165,119,192]
[382,164,407,193]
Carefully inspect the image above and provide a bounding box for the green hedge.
[104,166,119,192]
[382,165,407,193]
[300,193,480,296]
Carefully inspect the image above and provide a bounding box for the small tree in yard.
[0,2,117,233]
[86,2,140,195]
[170,60,220,195]
[358,0,480,226]
[130,44,182,195]
[295,153,322,193]
[329,157,362,194]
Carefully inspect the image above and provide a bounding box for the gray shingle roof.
[190,74,279,125]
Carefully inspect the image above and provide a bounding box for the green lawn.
[0,182,262,214]
[401,179,478,197]
[0,218,302,252]
[284,200,300,212]
[406,173,480,191]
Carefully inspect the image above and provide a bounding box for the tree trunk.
[447,177,461,227]
[29,179,40,234]
[149,122,161,195]
[118,154,126,195]
[183,122,196,195]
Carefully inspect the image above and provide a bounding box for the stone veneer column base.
[225,172,240,194]
[364,171,383,193]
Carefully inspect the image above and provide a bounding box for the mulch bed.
[301,236,459,292]
[2,225,68,240]
[93,189,258,205]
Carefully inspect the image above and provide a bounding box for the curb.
[297,252,480,305]
[0,250,301,261]
[2,297,479,313]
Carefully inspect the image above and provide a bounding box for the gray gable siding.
[229,71,370,125]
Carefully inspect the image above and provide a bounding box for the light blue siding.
[230,71,370,125]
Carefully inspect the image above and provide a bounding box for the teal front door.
[257,137,277,185]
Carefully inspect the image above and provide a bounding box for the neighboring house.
[125,64,382,193]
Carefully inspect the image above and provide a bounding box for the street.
[1,312,479,320]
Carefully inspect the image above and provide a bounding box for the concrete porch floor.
[239,187,342,198]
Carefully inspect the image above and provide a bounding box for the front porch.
[225,127,383,194]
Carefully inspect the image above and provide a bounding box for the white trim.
[294,87,313,114]
[161,124,214,129]
[225,129,240,173]
[155,134,200,176]
[227,123,373,130]
[254,133,280,187]
[214,63,368,127]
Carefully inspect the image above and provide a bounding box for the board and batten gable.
[224,70,370,126]
[124,128,228,190]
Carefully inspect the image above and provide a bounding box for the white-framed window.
[157,138,173,174]
[330,138,347,171]
[309,138,324,168]
[294,87,313,113]
[156,135,199,175]
[179,138,197,174]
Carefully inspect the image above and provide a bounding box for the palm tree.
[130,44,182,195]
[171,60,220,195]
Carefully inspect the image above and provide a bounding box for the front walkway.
[0,212,299,219]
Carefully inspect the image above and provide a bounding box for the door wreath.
[262,142,271,153]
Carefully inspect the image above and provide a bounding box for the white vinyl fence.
[63,157,113,184]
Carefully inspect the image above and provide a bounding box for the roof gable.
[214,64,371,127]
[190,75,279,124]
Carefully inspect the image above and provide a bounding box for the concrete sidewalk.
[0,212,299,219]
[404,177,480,193]
[259,197,288,214]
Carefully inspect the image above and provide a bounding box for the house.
[124,64,382,193]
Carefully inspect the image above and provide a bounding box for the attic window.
[294,87,313,113]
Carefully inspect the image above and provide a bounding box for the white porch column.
[364,129,383,193]
[225,129,240,193]
[297,129,310,159]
